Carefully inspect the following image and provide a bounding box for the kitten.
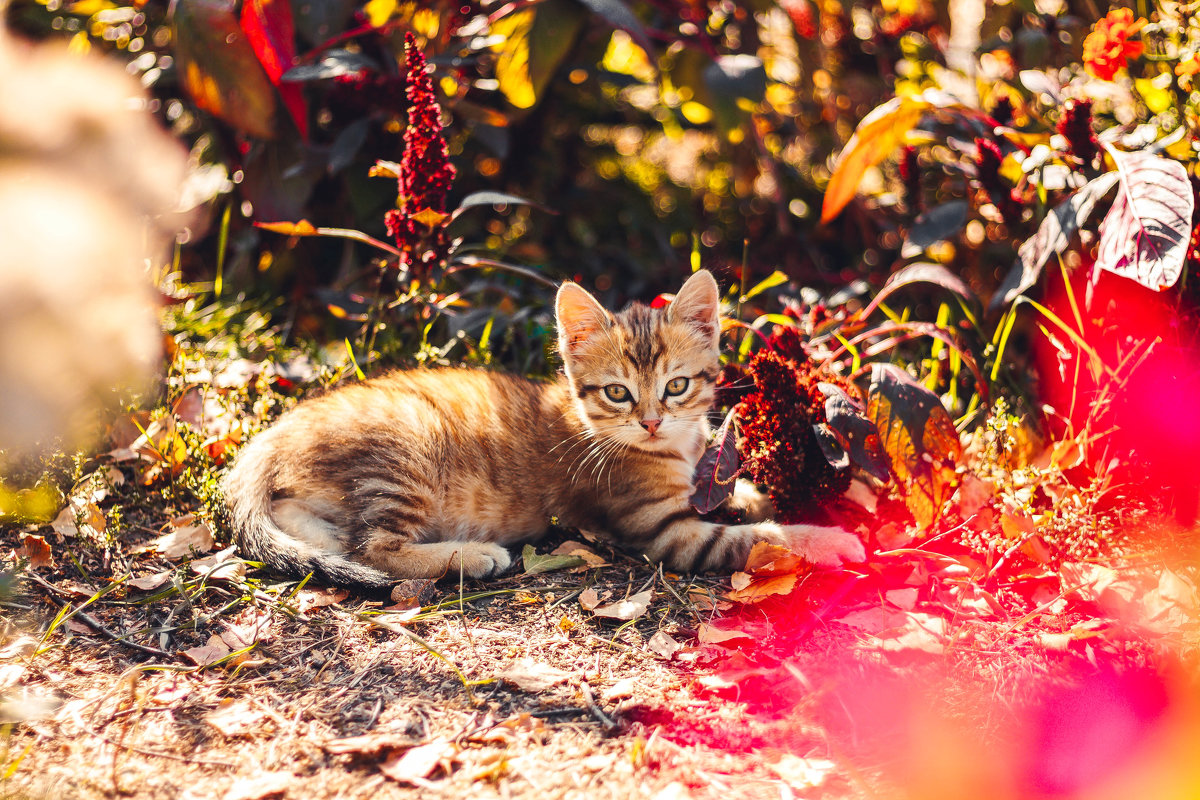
[222,270,864,588]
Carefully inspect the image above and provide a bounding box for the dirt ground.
[1,513,1197,800]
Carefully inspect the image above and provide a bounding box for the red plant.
[384,32,457,280]
[1057,99,1100,169]
[735,335,852,522]
[1082,8,1145,81]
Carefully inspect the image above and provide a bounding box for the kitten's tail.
[222,432,395,591]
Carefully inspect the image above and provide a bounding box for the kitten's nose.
[640,418,662,435]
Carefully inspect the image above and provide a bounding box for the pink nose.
[640,418,662,434]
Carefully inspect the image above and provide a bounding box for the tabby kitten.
[222,270,864,588]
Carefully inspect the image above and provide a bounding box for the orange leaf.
[727,572,798,604]
[696,622,754,644]
[255,219,318,236]
[820,95,929,224]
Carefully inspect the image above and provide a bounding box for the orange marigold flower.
[1177,54,1200,77]
[1082,7,1146,81]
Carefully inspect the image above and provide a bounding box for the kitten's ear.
[556,281,612,354]
[668,270,720,348]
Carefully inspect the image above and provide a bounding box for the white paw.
[785,525,865,567]
[459,543,513,577]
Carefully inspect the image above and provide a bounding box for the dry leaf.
[550,540,609,567]
[17,534,54,569]
[874,612,947,654]
[885,588,919,610]
[222,771,293,800]
[647,630,683,660]
[128,571,172,592]
[324,730,421,756]
[63,618,92,635]
[183,635,231,667]
[155,520,215,560]
[727,572,798,604]
[190,547,244,579]
[295,587,349,612]
[380,739,458,785]
[592,590,652,620]
[206,699,269,738]
[696,622,753,645]
[557,615,575,633]
[837,607,908,634]
[686,588,731,612]
[578,587,602,610]
[390,578,436,608]
[767,754,836,789]
[602,678,637,702]
[496,658,573,692]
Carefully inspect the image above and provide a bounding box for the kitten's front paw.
[784,525,865,567]
[457,543,513,577]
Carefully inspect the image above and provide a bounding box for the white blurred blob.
[0,28,189,459]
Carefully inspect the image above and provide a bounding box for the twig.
[579,681,617,732]
[98,734,236,768]
[24,572,171,659]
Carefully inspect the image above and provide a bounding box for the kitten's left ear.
[556,281,612,355]
[668,270,721,349]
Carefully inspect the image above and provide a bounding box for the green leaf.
[741,270,789,302]
[521,544,586,574]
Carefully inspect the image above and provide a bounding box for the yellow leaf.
[491,9,538,109]
[363,0,398,27]
[601,30,655,82]
[410,207,449,229]
[821,95,930,224]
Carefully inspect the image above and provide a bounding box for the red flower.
[384,32,457,278]
[1082,8,1145,81]
[734,347,851,522]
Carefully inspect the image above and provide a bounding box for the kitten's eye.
[664,377,689,397]
[603,384,632,403]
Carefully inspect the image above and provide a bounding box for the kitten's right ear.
[556,281,611,355]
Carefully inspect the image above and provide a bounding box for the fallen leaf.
[602,678,637,702]
[557,615,575,633]
[324,730,422,755]
[49,506,79,538]
[727,571,798,604]
[222,771,293,800]
[128,571,173,592]
[17,534,53,569]
[578,587,602,610]
[380,739,458,785]
[592,590,652,621]
[389,578,436,608]
[767,754,836,789]
[496,658,572,692]
[183,635,231,667]
[63,618,93,635]
[686,588,731,612]
[696,622,754,645]
[295,587,350,612]
[466,713,545,745]
[874,612,947,654]
[837,607,908,634]
[521,544,586,575]
[550,541,609,567]
[190,546,244,580]
[885,588,919,610]
[206,700,269,738]
[647,630,683,660]
[155,520,215,560]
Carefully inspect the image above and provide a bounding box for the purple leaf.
[690,409,740,514]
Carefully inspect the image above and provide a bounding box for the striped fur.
[222,270,864,587]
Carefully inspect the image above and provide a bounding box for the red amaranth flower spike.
[1057,99,1100,169]
[734,347,852,522]
[384,32,457,280]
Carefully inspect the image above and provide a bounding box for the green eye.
[603,384,631,403]
[664,377,689,397]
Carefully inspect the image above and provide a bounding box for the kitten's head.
[555,270,721,457]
